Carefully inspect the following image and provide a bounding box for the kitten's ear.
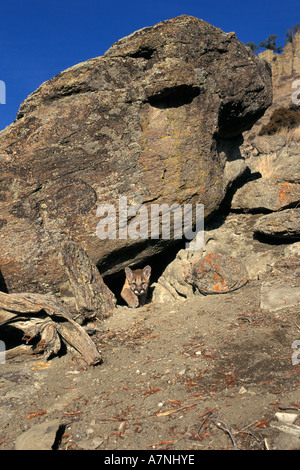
[125,267,134,281]
[143,265,151,280]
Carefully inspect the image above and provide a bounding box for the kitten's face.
[125,266,151,297]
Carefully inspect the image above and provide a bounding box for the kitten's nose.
[135,288,144,294]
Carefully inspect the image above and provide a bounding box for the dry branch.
[0,291,102,366]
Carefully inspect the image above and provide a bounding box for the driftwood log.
[0,291,102,365]
[59,241,116,324]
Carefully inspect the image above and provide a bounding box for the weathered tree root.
[0,291,102,366]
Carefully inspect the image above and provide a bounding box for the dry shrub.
[255,153,278,178]
[259,106,300,136]
[275,125,300,142]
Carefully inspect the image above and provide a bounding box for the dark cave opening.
[129,47,155,60]
[148,85,201,109]
[0,270,8,293]
[102,238,187,305]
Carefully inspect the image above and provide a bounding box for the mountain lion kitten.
[121,265,151,308]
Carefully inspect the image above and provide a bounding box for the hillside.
[0,17,299,452]
[246,30,300,137]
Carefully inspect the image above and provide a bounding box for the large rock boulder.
[254,208,300,240]
[231,178,300,212]
[233,139,300,211]
[0,15,272,294]
[184,253,249,295]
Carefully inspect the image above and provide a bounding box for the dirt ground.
[0,279,300,451]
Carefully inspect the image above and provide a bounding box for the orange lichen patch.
[278,182,292,207]
[203,253,219,267]
[213,279,228,292]
[184,253,248,295]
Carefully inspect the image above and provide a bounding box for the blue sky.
[0,0,299,130]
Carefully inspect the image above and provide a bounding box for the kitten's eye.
[132,282,136,287]
[141,283,146,288]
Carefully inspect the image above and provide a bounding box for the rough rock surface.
[247,30,300,136]
[259,31,300,79]
[236,138,300,212]
[152,249,198,302]
[153,138,300,302]
[260,276,300,312]
[0,15,272,295]
[184,253,248,295]
[244,137,300,175]
[231,178,300,212]
[152,212,298,303]
[15,419,61,450]
[260,256,300,311]
[254,208,300,240]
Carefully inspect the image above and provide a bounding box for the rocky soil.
[2,133,300,452]
[0,273,299,451]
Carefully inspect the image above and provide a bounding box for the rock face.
[0,15,272,294]
[231,178,300,212]
[184,253,248,295]
[248,31,300,136]
[259,31,300,81]
[254,208,300,240]
[153,138,300,303]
